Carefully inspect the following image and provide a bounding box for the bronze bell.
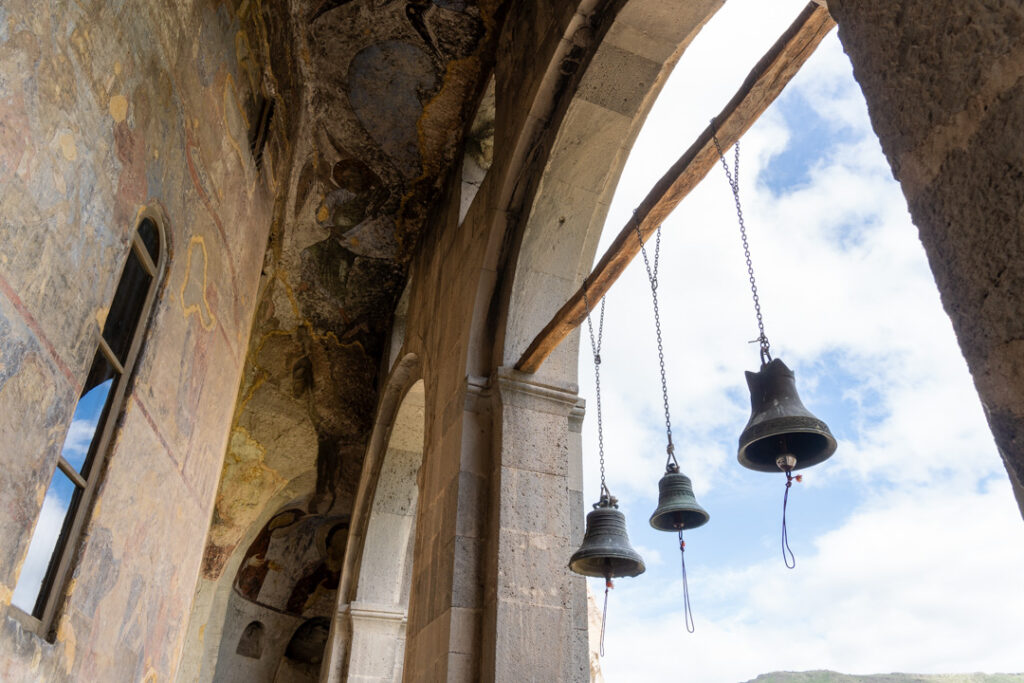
[649,463,710,532]
[569,495,646,578]
[738,357,837,472]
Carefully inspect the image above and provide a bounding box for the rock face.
[745,673,1024,683]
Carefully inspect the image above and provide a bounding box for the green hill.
[744,672,1024,683]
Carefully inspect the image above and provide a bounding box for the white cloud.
[594,478,1024,682]
[62,417,99,460]
[575,1,1024,680]
[11,488,71,613]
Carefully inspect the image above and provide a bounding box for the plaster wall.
[0,0,286,679]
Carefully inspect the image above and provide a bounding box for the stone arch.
[466,1,727,679]
[321,354,425,681]
[501,0,725,380]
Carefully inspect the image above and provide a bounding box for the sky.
[577,1,1024,681]
[11,378,111,613]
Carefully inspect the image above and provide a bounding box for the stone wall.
[0,0,290,679]
[4,0,1024,681]
[828,0,1024,514]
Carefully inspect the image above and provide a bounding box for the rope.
[600,577,613,657]
[781,470,801,569]
[679,530,695,633]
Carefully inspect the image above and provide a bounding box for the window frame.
[12,216,166,638]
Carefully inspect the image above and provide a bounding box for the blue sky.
[11,378,111,612]
[578,2,1024,680]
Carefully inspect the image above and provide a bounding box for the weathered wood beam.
[515,2,835,373]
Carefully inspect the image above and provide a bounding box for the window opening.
[11,217,164,634]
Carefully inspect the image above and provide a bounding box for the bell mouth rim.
[736,436,838,472]
[648,511,710,532]
[567,556,647,578]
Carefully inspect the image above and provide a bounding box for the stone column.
[828,0,1024,513]
[346,603,407,682]
[482,368,588,683]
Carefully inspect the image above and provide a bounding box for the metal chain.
[583,284,609,497]
[634,223,678,469]
[712,134,772,365]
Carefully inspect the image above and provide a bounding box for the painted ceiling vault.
[201,0,501,597]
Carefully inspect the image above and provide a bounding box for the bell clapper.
[777,450,801,569]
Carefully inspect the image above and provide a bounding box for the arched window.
[11,217,165,635]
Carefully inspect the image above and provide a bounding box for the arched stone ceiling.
[201,0,503,579]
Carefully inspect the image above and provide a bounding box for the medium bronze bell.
[569,495,646,578]
[649,464,710,532]
[738,357,837,472]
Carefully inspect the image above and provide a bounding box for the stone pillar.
[483,368,588,683]
[828,0,1024,513]
[346,603,407,682]
[401,377,490,682]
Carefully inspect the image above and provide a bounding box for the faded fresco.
[0,0,290,679]
[183,0,500,678]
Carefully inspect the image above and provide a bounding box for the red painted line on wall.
[184,128,241,296]
[217,321,237,362]
[131,394,205,510]
[0,271,81,393]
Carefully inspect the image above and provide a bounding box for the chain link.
[635,222,678,469]
[712,134,772,365]
[583,284,609,496]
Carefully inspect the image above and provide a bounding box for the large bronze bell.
[649,464,710,532]
[738,357,837,472]
[569,495,646,578]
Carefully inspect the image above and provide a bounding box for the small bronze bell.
[649,464,710,531]
[738,357,837,472]
[569,494,646,578]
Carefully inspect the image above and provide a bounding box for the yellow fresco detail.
[235,31,260,100]
[95,306,109,330]
[223,73,249,174]
[180,236,217,331]
[114,61,122,75]
[0,583,12,606]
[143,667,158,683]
[109,95,128,122]
[59,133,77,161]
[57,615,76,673]
[316,203,329,223]
[52,167,67,195]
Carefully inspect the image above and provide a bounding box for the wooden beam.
[515,2,835,373]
